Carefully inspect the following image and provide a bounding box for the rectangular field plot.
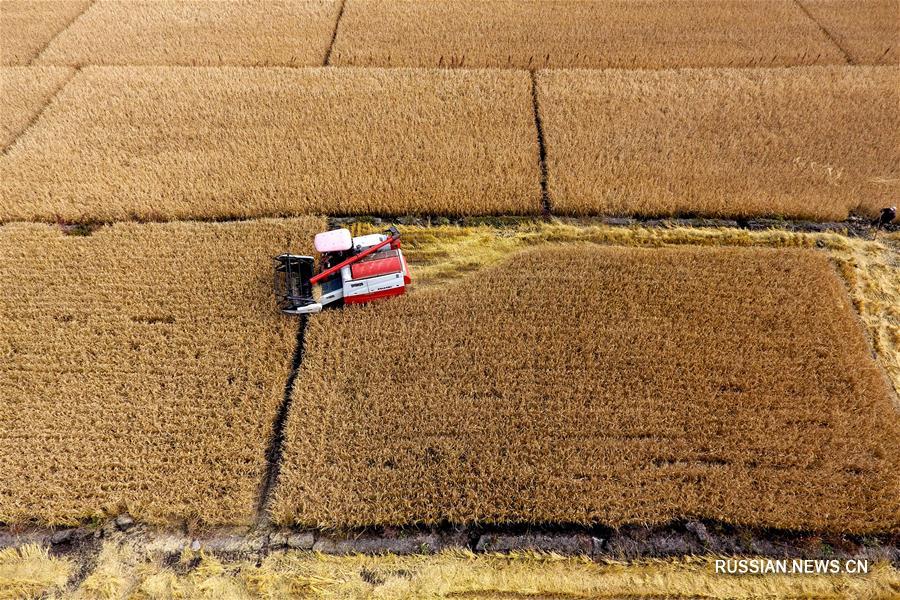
[0,217,324,525]
[0,67,540,222]
[539,66,900,221]
[800,0,898,64]
[273,245,900,532]
[0,66,72,148]
[36,0,340,67]
[330,0,843,69]
[0,0,91,65]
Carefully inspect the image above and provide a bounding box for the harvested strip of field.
[800,0,899,65]
[0,67,540,222]
[67,545,900,599]
[0,545,72,599]
[273,245,900,532]
[36,0,341,67]
[0,217,324,525]
[330,0,843,69]
[0,66,72,149]
[539,66,900,221]
[0,0,92,65]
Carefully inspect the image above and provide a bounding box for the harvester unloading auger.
[274,226,411,315]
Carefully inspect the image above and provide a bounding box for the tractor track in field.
[255,315,310,525]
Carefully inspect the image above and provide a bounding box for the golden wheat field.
[538,66,900,220]
[330,0,845,69]
[273,245,900,531]
[0,66,72,148]
[800,0,899,64]
[0,66,540,222]
[0,217,323,525]
[36,0,342,67]
[0,0,91,65]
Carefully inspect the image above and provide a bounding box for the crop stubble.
[0,0,92,65]
[0,66,72,149]
[330,0,844,69]
[273,245,900,532]
[0,217,324,525]
[36,0,342,67]
[538,66,900,220]
[0,67,540,222]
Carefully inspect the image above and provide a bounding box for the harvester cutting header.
[275,226,411,315]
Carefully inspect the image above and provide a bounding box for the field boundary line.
[793,0,854,65]
[1,68,79,155]
[255,315,310,524]
[323,0,348,66]
[529,71,552,217]
[0,215,886,236]
[29,0,96,66]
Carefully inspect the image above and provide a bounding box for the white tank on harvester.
[274,226,411,315]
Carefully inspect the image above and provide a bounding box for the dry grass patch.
[0,0,91,65]
[62,544,900,600]
[274,245,900,532]
[331,0,843,69]
[0,66,72,149]
[0,217,323,525]
[0,545,72,600]
[37,0,341,67]
[800,0,899,65]
[539,66,900,221]
[0,66,540,222]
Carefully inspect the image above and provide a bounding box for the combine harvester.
[275,226,411,315]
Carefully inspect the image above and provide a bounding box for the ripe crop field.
[35,0,342,67]
[273,245,900,531]
[0,217,323,525]
[800,0,899,64]
[0,0,91,65]
[0,66,540,222]
[0,66,72,149]
[330,0,844,69]
[349,222,900,404]
[538,66,899,221]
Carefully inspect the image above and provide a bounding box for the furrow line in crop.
[529,70,552,218]
[324,0,348,66]
[30,0,96,66]
[793,0,854,65]
[1,67,79,155]
[255,315,310,525]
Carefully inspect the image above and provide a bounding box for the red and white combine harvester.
[274,226,411,315]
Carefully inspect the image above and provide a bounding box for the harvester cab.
[274,226,411,315]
